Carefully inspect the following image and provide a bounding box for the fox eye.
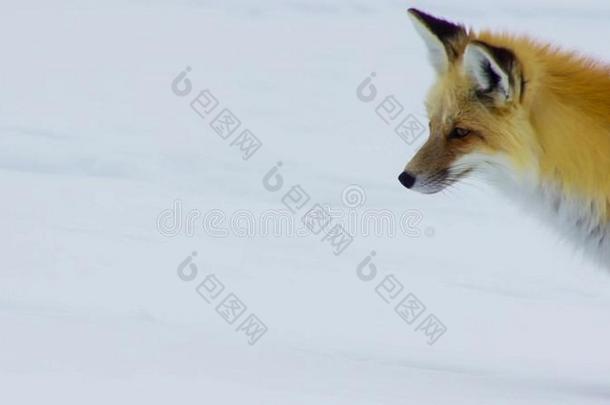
[448,127,471,139]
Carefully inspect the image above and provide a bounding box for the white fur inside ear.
[408,13,448,74]
[463,44,511,100]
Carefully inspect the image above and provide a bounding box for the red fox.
[400,9,610,266]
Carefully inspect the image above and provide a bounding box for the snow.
[2,0,610,403]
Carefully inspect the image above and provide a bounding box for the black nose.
[398,171,416,189]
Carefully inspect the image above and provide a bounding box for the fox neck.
[491,48,610,264]
[529,73,610,219]
[469,144,607,268]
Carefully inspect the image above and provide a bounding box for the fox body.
[401,9,610,266]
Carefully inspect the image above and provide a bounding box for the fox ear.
[463,41,522,104]
[408,8,467,74]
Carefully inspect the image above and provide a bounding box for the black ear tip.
[406,8,464,42]
[407,8,439,21]
[407,8,426,20]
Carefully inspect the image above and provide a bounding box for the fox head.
[399,9,532,193]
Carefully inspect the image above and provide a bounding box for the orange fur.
[403,9,610,265]
[478,33,610,218]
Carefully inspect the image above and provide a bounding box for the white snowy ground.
[2,0,610,403]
